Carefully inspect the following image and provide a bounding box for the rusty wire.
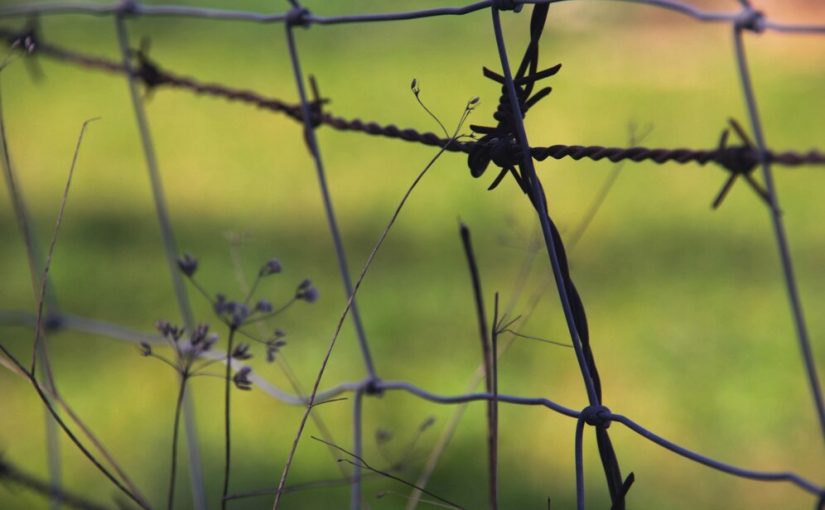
[2,25,824,176]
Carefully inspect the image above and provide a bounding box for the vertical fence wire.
[731,11,825,445]
[282,9,377,381]
[113,14,206,509]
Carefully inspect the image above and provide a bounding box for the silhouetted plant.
[176,253,317,508]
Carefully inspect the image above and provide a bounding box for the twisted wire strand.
[4,26,824,172]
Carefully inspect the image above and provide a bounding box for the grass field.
[1,1,824,508]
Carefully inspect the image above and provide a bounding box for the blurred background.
[1,0,824,508]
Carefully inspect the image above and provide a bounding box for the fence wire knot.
[492,0,522,12]
[285,7,311,28]
[117,0,138,16]
[735,8,765,33]
[580,405,612,428]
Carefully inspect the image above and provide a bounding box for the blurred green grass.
[1,0,825,508]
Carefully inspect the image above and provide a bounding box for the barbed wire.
[3,24,825,179]
[1,1,825,510]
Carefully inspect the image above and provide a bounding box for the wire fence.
[1,0,824,509]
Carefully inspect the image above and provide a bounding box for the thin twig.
[222,327,236,510]
[566,123,653,253]
[458,224,497,510]
[31,117,98,375]
[406,236,545,510]
[311,436,466,510]
[224,238,350,478]
[490,293,500,510]
[224,473,383,501]
[0,343,150,509]
[501,329,572,348]
[271,97,476,509]
[352,388,364,510]
[0,60,66,502]
[168,375,189,510]
[0,458,110,510]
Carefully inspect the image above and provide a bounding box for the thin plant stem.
[0,352,150,507]
[0,72,65,503]
[31,117,99,375]
[566,123,653,253]
[224,472,382,501]
[271,101,474,510]
[0,458,110,510]
[351,388,364,510]
[502,330,571,348]
[491,293,500,510]
[168,375,189,510]
[458,224,496,510]
[312,436,465,510]
[224,240,350,477]
[223,327,237,509]
[53,385,150,507]
[242,273,262,306]
[0,343,149,509]
[406,234,545,510]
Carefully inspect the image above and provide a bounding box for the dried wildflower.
[142,320,220,380]
[156,320,184,341]
[187,324,218,357]
[233,366,253,391]
[190,324,210,345]
[259,258,282,277]
[230,303,249,328]
[232,343,253,360]
[265,337,287,363]
[177,253,198,277]
[255,299,273,313]
[214,293,228,314]
[295,279,319,303]
[214,298,250,329]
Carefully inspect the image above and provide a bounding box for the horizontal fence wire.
[2,24,824,174]
[1,1,825,509]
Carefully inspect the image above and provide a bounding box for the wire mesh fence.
[0,0,824,509]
